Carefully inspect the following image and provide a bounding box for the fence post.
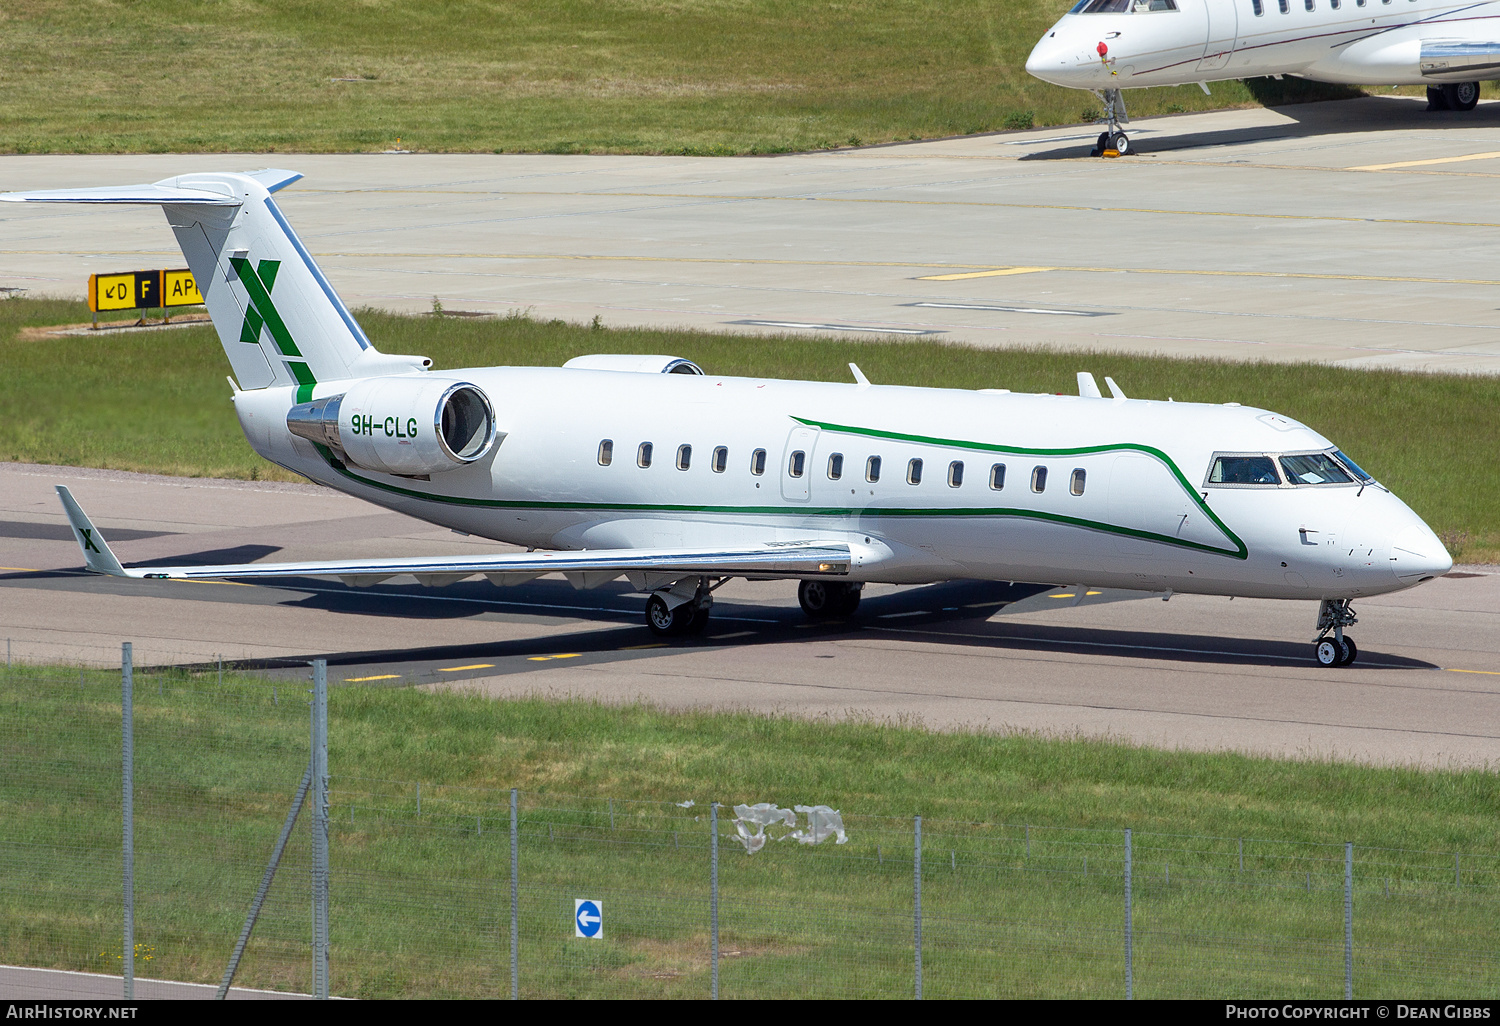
[914,815,923,1000]
[1345,843,1353,1000]
[510,788,518,1000]
[711,802,720,1001]
[1124,827,1133,1001]
[121,643,134,1001]
[310,659,329,999]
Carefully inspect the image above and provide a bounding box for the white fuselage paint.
[1027,0,1500,91]
[233,367,1451,601]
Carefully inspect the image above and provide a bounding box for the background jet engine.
[287,377,498,476]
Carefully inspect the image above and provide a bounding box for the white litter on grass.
[676,799,695,808]
[729,803,848,853]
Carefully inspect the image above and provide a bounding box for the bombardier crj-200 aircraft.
[1028,0,1500,155]
[1,170,1452,666]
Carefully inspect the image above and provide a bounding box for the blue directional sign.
[574,898,603,939]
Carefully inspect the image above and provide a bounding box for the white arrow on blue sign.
[574,898,603,939]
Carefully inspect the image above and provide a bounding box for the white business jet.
[2,171,1451,666]
[1027,0,1500,155]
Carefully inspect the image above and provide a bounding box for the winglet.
[55,486,128,576]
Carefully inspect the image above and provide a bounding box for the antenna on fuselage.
[1104,376,1127,401]
[1076,372,1102,398]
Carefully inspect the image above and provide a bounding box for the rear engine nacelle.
[287,377,498,476]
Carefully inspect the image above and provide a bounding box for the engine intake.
[287,377,498,476]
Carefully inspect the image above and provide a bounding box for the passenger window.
[907,458,923,485]
[1279,452,1354,485]
[637,442,653,468]
[1330,0,1339,7]
[989,463,1006,490]
[828,453,843,480]
[597,439,613,466]
[1304,0,1312,10]
[948,461,964,488]
[866,456,882,483]
[1209,455,1279,485]
[751,448,767,476]
[1251,0,1263,13]
[789,451,805,478]
[676,444,691,471]
[1031,466,1048,493]
[1070,468,1086,496]
[1278,0,1288,10]
[712,446,728,473]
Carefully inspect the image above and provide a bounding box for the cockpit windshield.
[1332,449,1374,483]
[1209,455,1279,485]
[1069,0,1178,11]
[1279,453,1354,486]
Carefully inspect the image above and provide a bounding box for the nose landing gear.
[1313,598,1359,667]
[1090,89,1131,157]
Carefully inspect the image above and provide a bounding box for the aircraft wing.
[55,486,850,590]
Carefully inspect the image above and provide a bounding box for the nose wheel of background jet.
[1314,635,1357,667]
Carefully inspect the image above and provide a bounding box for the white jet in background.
[1,171,1451,666]
[1028,0,1500,155]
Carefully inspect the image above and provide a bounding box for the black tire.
[1315,638,1342,667]
[1339,636,1358,667]
[799,580,860,620]
[836,586,863,617]
[1110,132,1131,156]
[646,594,695,636]
[1427,85,1450,111]
[686,602,712,635]
[1091,131,1109,157]
[1443,82,1480,112]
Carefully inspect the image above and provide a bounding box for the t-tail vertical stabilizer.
[0,170,428,396]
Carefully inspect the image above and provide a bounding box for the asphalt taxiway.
[3,463,1495,769]
[8,97,1500,373]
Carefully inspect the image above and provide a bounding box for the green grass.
[2,665,1496,998]
[0,0,1316,156]
[3,295,1498,562]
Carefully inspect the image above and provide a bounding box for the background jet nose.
[1390,524,1453,583]
[1025,38,1078,84]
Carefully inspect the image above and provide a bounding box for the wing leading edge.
[55,486,850,590]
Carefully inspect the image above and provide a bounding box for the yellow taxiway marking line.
[1446,668,1500,676]
[438,663,495,672]
[0,566,43,572]
[345,674,401,682]
[919,267,1055,281]
[1349,151,1500,171]
[526,653,581,662]
[621,643,668,650]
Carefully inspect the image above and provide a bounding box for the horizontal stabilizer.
[55,487,850,585]
[0,183,239,205]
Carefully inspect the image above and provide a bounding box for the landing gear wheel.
[1109,132,1131,156]
[1427,85,1451,111]
[799,581,861,621]
[1315,638,1343,667]
[646,594,707,636]
[1442,82,1480,112]
[1091,131,1110,157]
[1338,636,1358,666]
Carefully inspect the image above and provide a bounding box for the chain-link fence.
[1,643,1496,999]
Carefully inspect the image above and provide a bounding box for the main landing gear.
[798,580,863,620]
[1427,82,1481,112]
[1313,598,1359,667]
[1090,88,1132,157]
[645,577,715,637]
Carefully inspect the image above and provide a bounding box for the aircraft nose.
[1026,36,1082,86]
[1390,523,1453,584]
